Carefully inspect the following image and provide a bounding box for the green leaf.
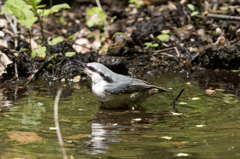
[48,37,64,45]
[110,16,117,23]
[191,11,199,17]
[18,17,38,29]
[46,63,52,69]
[161,30,171,34]
[112,32,127,39]
[38,3,70,17]
[157,34,170,42]
[187,4,195,11]
[50,3,70,13]
[128,4,136,8]
[86,19,95,28]
[87,32,102,38]
[98,11,106,19]
[68,33,76,41]
[144,42,153,47]
[152,43,159,47]
[65,52,76,57]
[144,42,159,47]
[25,0,42,8]
[31,46,46,58]
[1,0,37,29]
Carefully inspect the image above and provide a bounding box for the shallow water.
[0,70,240,158]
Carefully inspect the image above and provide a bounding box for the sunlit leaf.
[38,3,70,17]
[49,127,58,130]
[87,32,102,38]
[190,97,201,100]
[144,42,153,47]
[99,44,109,55]
[187,4,195,11]
[161,30,171,34]
[191,11,199,17]
[0,0,37,29]
[65,52,76,57]
[196,125,206,127]
[110,16,117,23]
[68,33,76,41]
[133,118,142,121]
[25,0,41,7]
[93,137,105,140]
[73,75,81,82]
[177,153,189,157]
[171,112,183,116]
[46,63,52,69]
[156,34,169,42]
[48,37,64,45]
[179,102,187,105]
[160,136,172,140]
[112,32,127,39]
[31,46,46,58]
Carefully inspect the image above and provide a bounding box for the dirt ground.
[0,0,240,82]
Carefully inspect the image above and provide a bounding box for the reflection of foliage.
[223,94,238,104]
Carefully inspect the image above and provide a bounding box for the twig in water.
[54,88,67,159]
[171,88,185,123]
[171,88,185,113]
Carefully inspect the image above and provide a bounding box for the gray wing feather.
[104,75,156,94]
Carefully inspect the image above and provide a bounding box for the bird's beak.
[74,60,86,68]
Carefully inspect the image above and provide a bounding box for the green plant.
[156,30,171,43]
[128,0,144,8]
[1,0,70,57]
[86,7,107,28]
[144,42,159,48]
[187,4,199,17]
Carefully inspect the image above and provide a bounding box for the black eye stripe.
[87,66,97,72]
[86,65,114,83]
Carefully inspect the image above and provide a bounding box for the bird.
[75,61,170,109]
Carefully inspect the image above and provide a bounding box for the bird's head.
[82,62,114,84]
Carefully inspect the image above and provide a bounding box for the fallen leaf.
[196,125,206,127]
[73,75,81,82]
[49,127,58,130]
[179,102,187,105]
[190,97,201,100]
[205,89,216,95]
[171,112,183,116]
[160,136,172,140]
[0,51,12,76]
[133,118,142,121]
[176,153,189,157]
[65,134,88,139]
[8,131,43,144]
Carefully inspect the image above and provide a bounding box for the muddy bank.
[0,0,240,82]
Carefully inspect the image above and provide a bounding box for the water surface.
[0,70,240,158]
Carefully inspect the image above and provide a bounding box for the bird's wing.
[104,76,159,94]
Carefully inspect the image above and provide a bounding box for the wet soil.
[0,0,240,83]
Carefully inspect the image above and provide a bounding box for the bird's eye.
[87,66,96,72]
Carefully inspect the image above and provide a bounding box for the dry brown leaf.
[8,131,43,144]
